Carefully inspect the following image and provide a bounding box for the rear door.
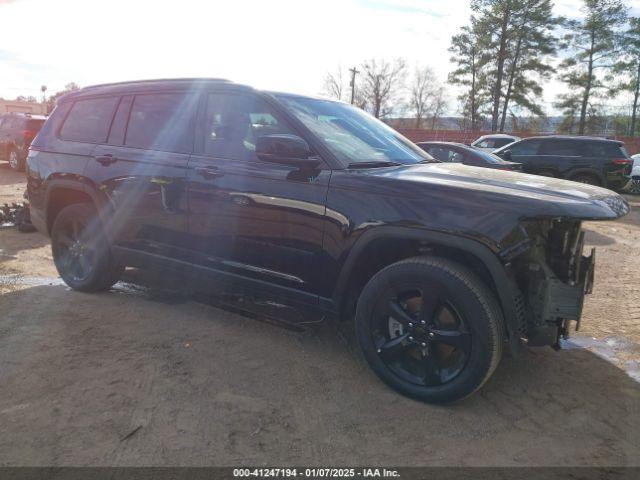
[186,90,330,303]
[86,91,198,261]
[538,139,586,176]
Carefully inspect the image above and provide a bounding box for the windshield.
[276,95,433,166]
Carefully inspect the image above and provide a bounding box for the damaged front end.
[507,219,598,349]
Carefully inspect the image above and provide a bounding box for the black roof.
[521,135,623,145]
[60,78,249,102]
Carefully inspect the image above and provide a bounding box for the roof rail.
[81,78,232,90]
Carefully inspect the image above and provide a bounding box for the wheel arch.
[566,167,604,185]
[333,227,522,349]
[44,180,106,233]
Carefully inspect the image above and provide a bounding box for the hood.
[368,163,630,220]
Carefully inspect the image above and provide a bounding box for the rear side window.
[510,140,541,155]
[540,140,583,156]
[125,93,196,153]
[60,97,119,143]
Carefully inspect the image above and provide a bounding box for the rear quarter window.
[59,97,119,143]
[586,142,626,158]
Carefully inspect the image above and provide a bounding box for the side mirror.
[256,134,321,168]
[501,149,512,160]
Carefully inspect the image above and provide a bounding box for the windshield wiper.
[347,161,402,169]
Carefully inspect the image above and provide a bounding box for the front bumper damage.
[510,220,598,349]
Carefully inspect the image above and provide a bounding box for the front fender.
[333,226,523,350]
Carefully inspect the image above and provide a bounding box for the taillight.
[612,158,632,165]
[22,129,37,140]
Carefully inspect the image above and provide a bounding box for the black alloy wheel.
[356,257,503,404]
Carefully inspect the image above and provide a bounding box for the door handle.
[195,166,221,179]
[95,154,117,166]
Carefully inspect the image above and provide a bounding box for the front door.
[186,91,330,303]
[85,92,198,261]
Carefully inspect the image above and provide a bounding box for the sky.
[2,0,640,115]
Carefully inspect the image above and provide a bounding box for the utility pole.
[349,67,360,105]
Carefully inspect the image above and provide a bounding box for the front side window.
[276,95,431,165]
[125,93,197,153]
[510,140,541,156]
[60,97,119,143]
[203,93,296,160]
[493,138,515,148]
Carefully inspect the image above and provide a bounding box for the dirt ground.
[0,163,639,467]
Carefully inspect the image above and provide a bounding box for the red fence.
[396,129,640,155]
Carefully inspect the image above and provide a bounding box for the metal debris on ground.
[0,203,36,232]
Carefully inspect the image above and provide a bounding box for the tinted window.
[586,142,626,158]
[126,93,196,153]
[203,93,297,160]
[493,138,515,148]
[60,97,119,142]
[540,140,583,156]
[510,140,541,155]
[427,146,463,162]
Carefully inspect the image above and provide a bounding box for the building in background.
[0,100,46,115]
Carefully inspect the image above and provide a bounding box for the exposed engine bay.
[511,219,595,349]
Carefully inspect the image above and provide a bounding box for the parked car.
[0,113,46,171]
[471,134,520,152]
[27,79,629,404]
[416,141,522,171]
[494,135,633,191]
[629,154,640,194]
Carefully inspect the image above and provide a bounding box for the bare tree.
[410,67,436,128]
[360,58,407,118]
[410,67,448,129]
[429,86,448,129]
[322,67,344,101]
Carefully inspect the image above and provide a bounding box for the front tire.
[8,149,23,172]
[51,203,124,292]
[355,256,504,404]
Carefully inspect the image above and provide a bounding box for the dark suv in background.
[494,135,633,190]
[0,113,46,171]
[26,79,629,403]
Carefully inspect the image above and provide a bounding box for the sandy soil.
[0,164,639,466]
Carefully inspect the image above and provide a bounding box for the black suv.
[0,113,46,171]
[494,135,633,190]
[26,79,629,403]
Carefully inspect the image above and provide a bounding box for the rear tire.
[571,173,601,186]
[355,256,504,404]
[51,203,124,292]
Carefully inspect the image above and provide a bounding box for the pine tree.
[555,0,627,135]
[448,21,489,130]
[471,0,559,132]
[615,17,640,136]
